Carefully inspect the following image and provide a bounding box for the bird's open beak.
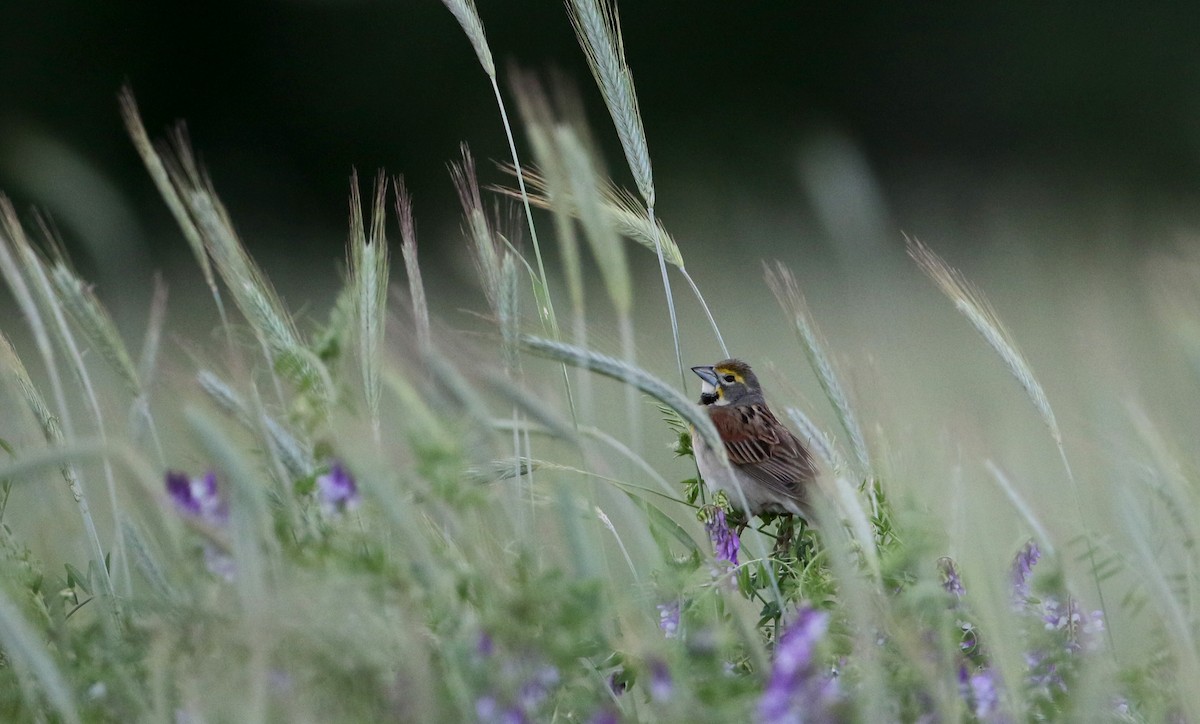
[690,365,718,387]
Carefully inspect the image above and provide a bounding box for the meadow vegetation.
[0,1,1196,721]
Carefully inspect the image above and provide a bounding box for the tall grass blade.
[118,88,223,313]
[566,0,688,385]
[907,237,1060,446]
[984,459,1055,556]
[440,0,575,421]
[439,0,494,77]
[0,588,81,724]
[495,167,728,355]
[0,203,122,611]
[349,171,390,443]
[519,333,785,603]
[520,335,716,451]
[906,235,1112,647]
[393,176,431,354]
[136,126,331,406]
[565,0,652,205]
[765,261,871,474]
[130,273,169,464]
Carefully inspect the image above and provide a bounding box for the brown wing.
[709,403,818,500]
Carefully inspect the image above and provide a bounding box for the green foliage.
[0,4,1197,722]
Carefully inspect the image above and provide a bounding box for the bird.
[690,359,819,519]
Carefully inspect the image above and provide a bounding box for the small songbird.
[691,359,818,518]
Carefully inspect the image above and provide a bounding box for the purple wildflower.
[476,632,495,658]
[608,672,628,696]
[648,658,673,703]
[957,619,979,653]
[939,556,966,599]
[1024,651,1066,699]
[166,470,227,526]
[958,665,1005,721]
[758,605,840,724]
[1041,596,1104,653]
[657,601,680,638]
[705,508,740,566]
[1010,540,1041,604]
[518,666,559,710]
[588,711,618,724]
[317,461,359,515]
[475,696,526,724]
[166,470,235,579]
[1111,696,1132,718]
[202,545,236,582]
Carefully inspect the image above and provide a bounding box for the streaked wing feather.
[710,403,817,501]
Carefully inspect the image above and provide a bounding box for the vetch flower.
[939,556,965,599]
[958,665,1005,721]
[1024,651,1066,699]
[317,461,359,515]
[657,601,680,638]
[202,545,236,582]
[705,508,740,566]
[588,711,618,724]
[648,658,673,703]
[1041,596,1104,653]
[518,665,559,710]
[1010,540,1041,604]
[475,696,527,724]
[476,632,495,659]
[166,470,235,579]
[166,470,227,526]
[758,605,840,724]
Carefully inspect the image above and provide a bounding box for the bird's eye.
[722,374,736,383]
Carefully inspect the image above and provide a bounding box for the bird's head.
[691,358,761,406]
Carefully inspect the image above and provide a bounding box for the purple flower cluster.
[166,470,228,525]
[1010,540,1041,604]
[938,539,1108,719]
[648,658,673,703]
[939,556,965,600]
[657,601,680,639]
[758,605,840,724]
[705,508,740,566]
[316,461,359,516]
[472,633,562,724]
[1040,596,1104,654]
[958,665,1005,722]
[165,470,234,580]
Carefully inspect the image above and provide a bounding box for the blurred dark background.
[3,1,1200,289]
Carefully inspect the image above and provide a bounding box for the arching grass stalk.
[348,172,390,446]
[907,235,1113,650]
[119,89,233,338]
[392,177,431,356]
[0,587,81,724]
[196,370,314,483]
[554,126,640,447]
[9,221,132,597]
[47,258,166,467]
[0,208,118,618]
[494,169,728,358]
[508,71,594,426]
[450,148,531,511]
[519,335,786,606]
[566,0,687,386]
[133,273,169,463]
[765,262,871,474]
[439,0,576,419]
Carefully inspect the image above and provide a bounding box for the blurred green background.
[3,1,1200,282]
[2,1,1200,669]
